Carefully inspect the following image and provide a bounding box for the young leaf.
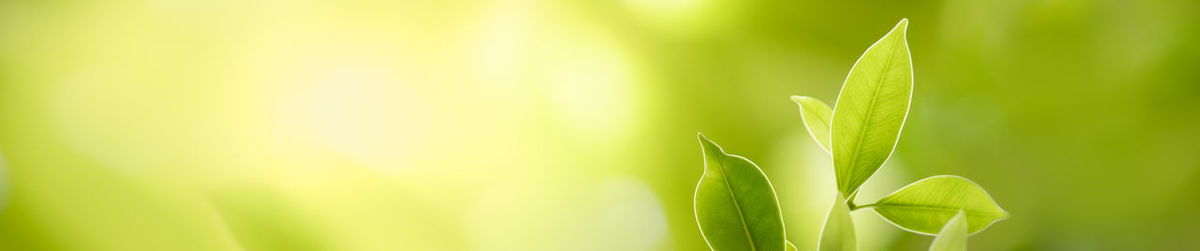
[872,175,1009,235]
[818,193,856,251]
[786,241,799,251]
[791,96,834,153]
[830,19,913,197]
[694,134,787,251]
[928,210,968,251]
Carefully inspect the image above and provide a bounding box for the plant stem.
[847,192,858,205]
[848,203,876,212]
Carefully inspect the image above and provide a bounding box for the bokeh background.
[0,0,1198,250]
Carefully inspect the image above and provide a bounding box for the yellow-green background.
[0,0,1197,250]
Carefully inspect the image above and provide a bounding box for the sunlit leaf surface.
[928,210,968,251]
[791,96,834,153]
[694,134,787,251]
[830,19,913,197]
[873,175,1009,235]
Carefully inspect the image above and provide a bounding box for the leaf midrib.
[876,202,1002,218]
[841,35,902,194]
[715,157,758,251]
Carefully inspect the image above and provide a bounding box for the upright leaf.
[928,210,968,251]
[694,134,787,251]
[818,193,856,251]
[830,19,913,197]
[872,175,1009,235]
[791,96,834,153]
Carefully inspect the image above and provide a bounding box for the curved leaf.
[818,193,856,251]
[791,96,834,153]
[928,210,968,251]
[872,175,1009,235]
[830,19,913,197]
[786,241,798,251]
[694,134,787,251]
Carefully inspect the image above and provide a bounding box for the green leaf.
[694,134,787,251]
[830,19,913,197]
[928,210,968,251]
[818,193,856,251]
[791,96,834,153]
[872,175,1009,235]
[786,241,798,251]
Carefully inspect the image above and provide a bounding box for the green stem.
[848,203,876,212]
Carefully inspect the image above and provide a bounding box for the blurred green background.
[0,0,1198,250]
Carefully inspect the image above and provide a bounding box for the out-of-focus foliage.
[928,211,967,251]
[0,0,1197,250]
[818,193,855,251]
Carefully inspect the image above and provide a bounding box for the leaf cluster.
[694,19,1008,251]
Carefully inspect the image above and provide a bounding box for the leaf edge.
[869,174,1010,236]
[828,18,915,198]
[693,132,790,249]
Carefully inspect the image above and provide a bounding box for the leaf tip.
[696,133,721,155]
[790,95,808,104]
[889,18,909,38]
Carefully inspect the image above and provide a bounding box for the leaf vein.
[715,158,759,251]
[842,36,901,195]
